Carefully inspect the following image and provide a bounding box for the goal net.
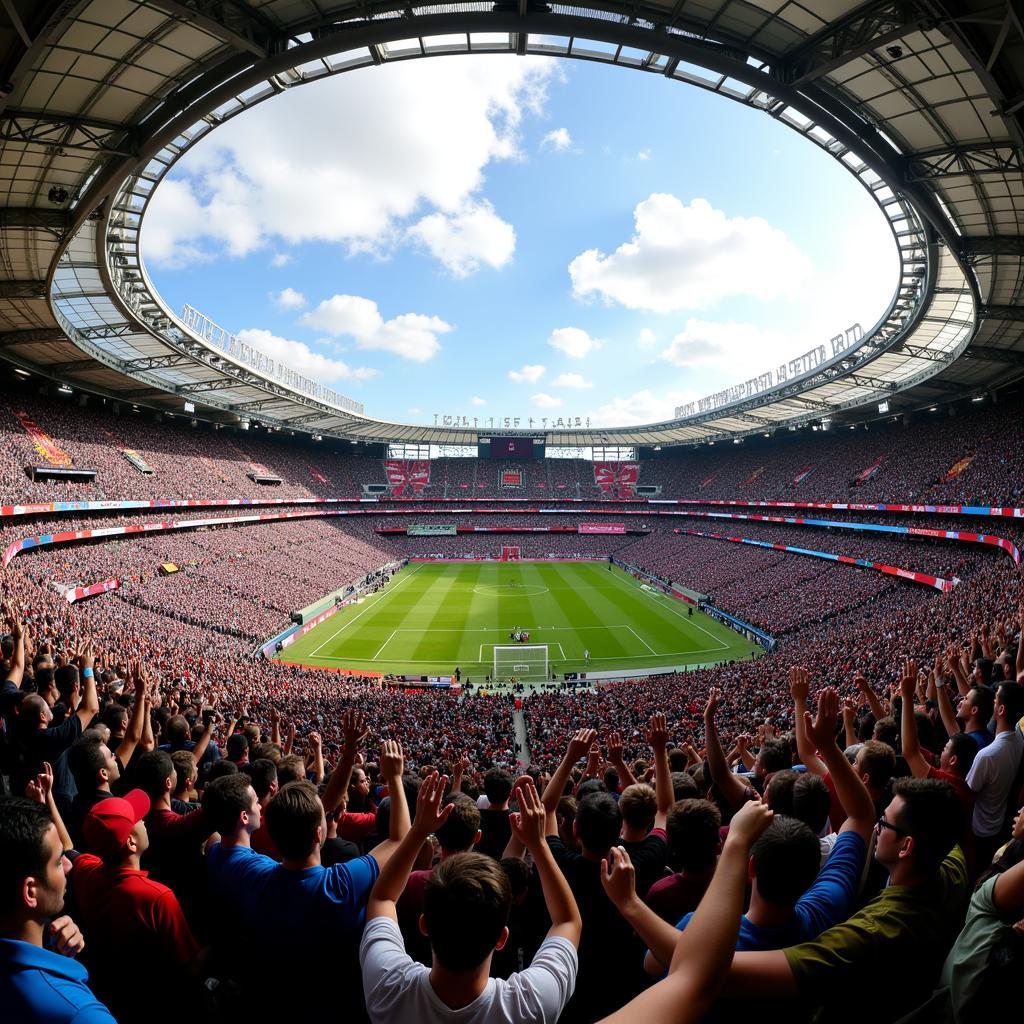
[493,644,549,682]
[500,545,521,561]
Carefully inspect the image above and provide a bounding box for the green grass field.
[278,561,760,680]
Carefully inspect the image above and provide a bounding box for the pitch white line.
[625,625,658,655]
[308,563,425,656]
[372,629,398,659]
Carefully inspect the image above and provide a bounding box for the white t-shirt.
[360,917,578,1024]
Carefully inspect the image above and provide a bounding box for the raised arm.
[947,644,971,697]
[606,732,638,789]
[26,762,73,853]
[646,714,674,829]
[511,776,582,945]
[853,672,885,723]
[599,800,774,1024]
[936,652,963,738]
[307,732,325,785]
[321,709,368,814]
[366,770,450,922]
[3,602,25,688]
[898,659,930,779]
[804,687,875,842]
[790,666,825,776]
[75,639,100,729]
[703,689,752,811]
[189,713,216,765]
[116,661,149,766]
[542,728,596,835]
[367,739,410,868]
[450,753,471,795]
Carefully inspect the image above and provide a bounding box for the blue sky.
[142,54,897,428]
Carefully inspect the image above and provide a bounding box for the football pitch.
[278,561,760,680]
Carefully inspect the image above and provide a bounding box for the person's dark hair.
[226,732,249,761]
[872,716,899,750]
[858,740,897,790]
[165,715,190,746]
[912,711,936,756]
[250,740,279,764]
[171,749,197,789]
[203,773,257,834]
[204,759,239,784]
[424,852,511,970]
[996,683,1024,726]
[435,796,481,852]
[671,771,699,801]
[134,750,175,801]
[483,768,513,806]
[764,769,799,816]
[54,664,79,702]
[575,792,622,854]
[99,704,128,733]
[556,795,577,829]
[758,739,791,775]
[750,815,821,905]
[243,758,278,800]
[792,774,832,834]
[666,798,721,873]
[946,733,977,777]
[891,777,961,875]
[969,686,995,724]
[265,781,323,861]
[603,767,620,793]
[68,735,107,791]
[500,856,531,900]
[975,658,994,688]
[976,838,1024,892]
[618,783,657,830]
[575,778,606,800]
[34,666,54,693]
[668,748,688,772]
[0,797,53,912]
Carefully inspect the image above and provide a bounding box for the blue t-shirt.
[676,830,867,951]
[0,938,116,1023]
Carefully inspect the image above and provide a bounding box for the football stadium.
[2,2,1024,1023]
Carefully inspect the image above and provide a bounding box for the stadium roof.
[1,0,1022,446]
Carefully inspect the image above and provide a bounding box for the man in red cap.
[70,789,202,1024]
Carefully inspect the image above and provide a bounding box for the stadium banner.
[701,604,776,651]
[792,466,814,487]
[593,461,641,497]
[310,465,331,485]
[699,472,718,490]
[579,523,625,534]
[384,459,431,497]
[408,523,458,536]
[673,528,958,591]
[942,456,975,482]
[502,471,523,486]
[744,467,765,486]
[852,458,883,485]
[64,578,119,603]
[648,498,1024,520]
[14,409,72,467]
[122,449,154,474]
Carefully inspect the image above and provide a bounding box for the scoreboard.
[480,437,542,459]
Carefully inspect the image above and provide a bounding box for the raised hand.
[308,732,322,752]
[645,713,669,751]
[853,672,871,695]
[600,846,637,908]
[509,775,546,851]
[704,687,720,722]
[899,658,918,702]
[724,797,773,850]
[341,709,369,749]
[49,915,85,959]
[379,739,404,781]
[606,731,625,764]
[585,742,603,777]
[789,665,810,703]
[804,686,841,753]
[413,771,452,836]
[566,728,597,763]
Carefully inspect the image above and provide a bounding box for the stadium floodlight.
[493,645,549,682]
[878,401,889,413]
[183,401,195,413]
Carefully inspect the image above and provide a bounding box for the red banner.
[744,467,765,486]
[579,522,625,534]
[700,472,718,490]
[594,461,641,497]
[64,578,119,603]
[792,465,813,487]
[309,465,330,485]
[14,410,72,467]
[853,458,883,485]
[942,456,974,482]
[502,471,522,486]
[384,459,431,497]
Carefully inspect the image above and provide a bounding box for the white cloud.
[637,328,657,348]
[143,58,557,270]
[270,253,293,267]
[592,389,698,427]
[637,148,651,161]
[508,364,546,383]
[661,319,794,372]
[408,199,515,277]
[543,127,573,151]
[531,392,562,409]
[234,328,377,383]
[548,326,602,359]
[471,396,486,406]
[273,287,306,311]
[553,372,592,389]
[568,194,810,313]
[408,407,421,415]
[302,295,452,362]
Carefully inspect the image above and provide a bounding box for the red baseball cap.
[82,790,150,858]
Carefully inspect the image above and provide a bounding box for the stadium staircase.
[513,708,531,769]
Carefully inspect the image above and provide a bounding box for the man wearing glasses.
[722,776,969,1023]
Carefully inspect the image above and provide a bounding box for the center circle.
[472,584,550,598]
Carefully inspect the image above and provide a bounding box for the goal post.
[493,644,549,682]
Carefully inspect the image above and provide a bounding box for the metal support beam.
[979,304,1024,321]
[964,344,1024,366]
[0,111,138,158]
[48,359,101,373]
[145,0,283,59]
[906,143,1024,182]
[177,378,235,394]
[0,327,67,346]
[0,208,71,231]
[776,2,926,86]
[961,235,1024,258]
[283,412,328,425]
[121,354,194,372]
[0,279,46,298]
